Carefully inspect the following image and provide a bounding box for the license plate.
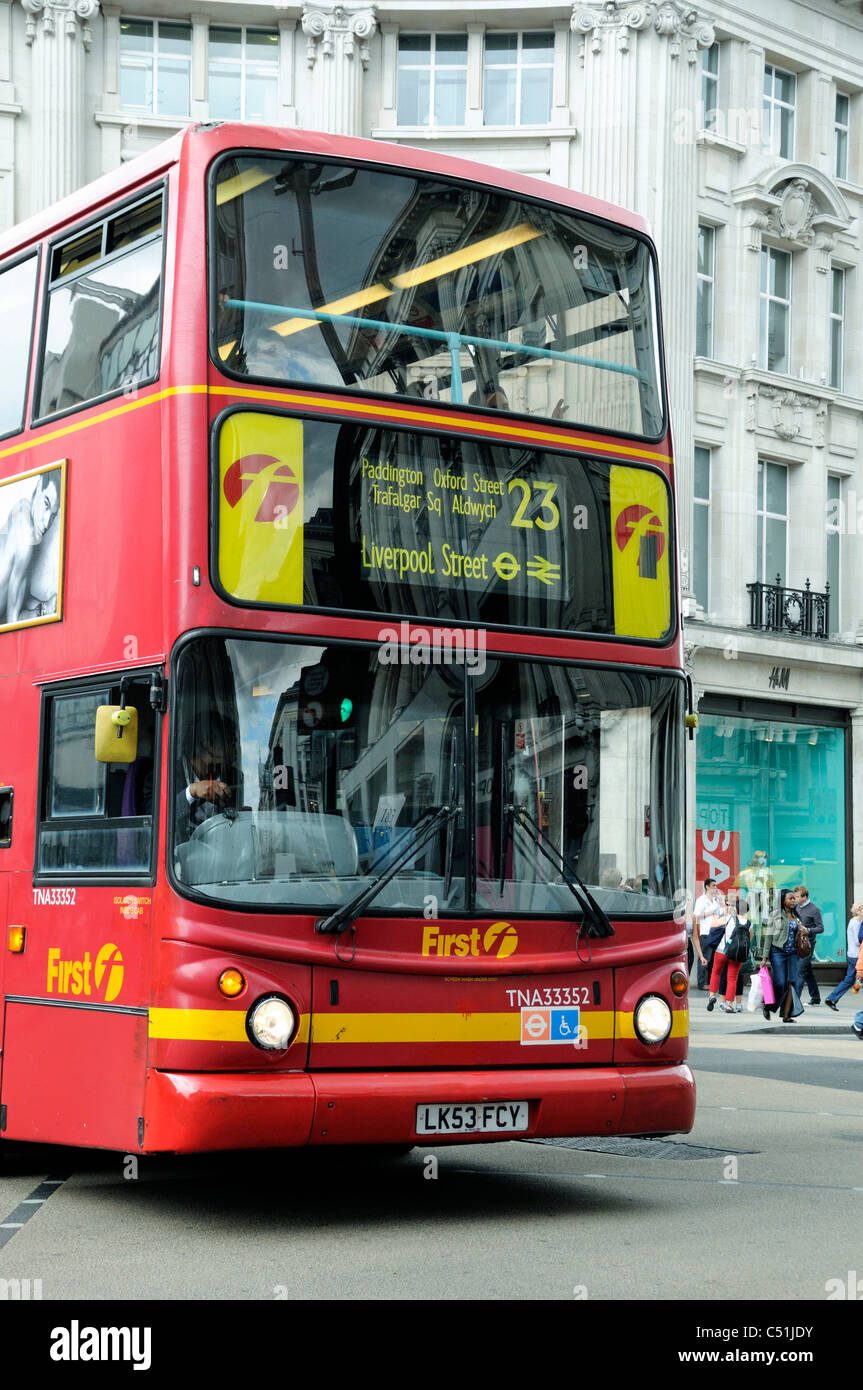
[416,1101,529,1135]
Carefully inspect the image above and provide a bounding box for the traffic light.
[298,652,357,733]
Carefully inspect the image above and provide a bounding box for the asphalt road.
[1,1030,861,1304]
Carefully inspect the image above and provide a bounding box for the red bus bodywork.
[0,124,694,1153]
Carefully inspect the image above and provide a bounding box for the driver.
[176,731,233,843]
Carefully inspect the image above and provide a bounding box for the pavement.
[688,981,863,1037]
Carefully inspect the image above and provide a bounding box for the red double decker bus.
[0,124,694,1155]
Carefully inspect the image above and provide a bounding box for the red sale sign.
[696,830,740,891]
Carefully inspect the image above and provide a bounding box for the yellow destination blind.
[218,413,304,604]
[609,466,671,639]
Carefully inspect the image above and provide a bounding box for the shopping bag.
[747,974,763,1012]
[759,965,775,1006]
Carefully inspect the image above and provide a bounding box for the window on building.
[829,266,845,391]
[756,460,788,585]
[36,191,163,421]
[0,254,38,439]
[763,64,796,159]
[397,34,468,126]
[835,91,850,180]
[827,474,841,632]
[120,19,191,117]
[693,446,711,611]
[483,32,554,126]
[208,27,279,122]
[696,224,715,357]
[760,246,791,374]
[702,42,719,129]
[37,676,158,880]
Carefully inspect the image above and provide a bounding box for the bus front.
[150,129,694,1151]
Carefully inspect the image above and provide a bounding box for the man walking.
[693,878,725,990]
[794,885,824,1005]
[826,903,863,1011]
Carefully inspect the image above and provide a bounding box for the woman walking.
[706,892,752,1014]
[761,889,803,1022]
[825,902,863,1011]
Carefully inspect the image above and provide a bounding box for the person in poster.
[0,467,62,628]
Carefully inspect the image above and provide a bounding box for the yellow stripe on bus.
[311,1011,622,1045]
[0,381,671,470]
[209,385,673,465]
[0,385,208,462]
[146,1007,687,1045]
[615,1009,690,1041]
[147,1007,310,1044]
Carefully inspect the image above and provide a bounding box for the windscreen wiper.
[506,804,614,939]
[315,804,462,936]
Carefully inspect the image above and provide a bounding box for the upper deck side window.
[35,189,164,424]
[210,155,666,442]
[0,252,39,440]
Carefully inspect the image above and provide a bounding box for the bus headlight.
[247,995,296,1051]
[633,995,673,1045]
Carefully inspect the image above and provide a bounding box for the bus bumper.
[143,1064,695,1153]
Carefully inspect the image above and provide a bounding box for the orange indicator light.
[219,968,246,998]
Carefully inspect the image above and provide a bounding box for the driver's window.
[37,678,157,878]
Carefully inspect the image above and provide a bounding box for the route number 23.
[508,478,560,531]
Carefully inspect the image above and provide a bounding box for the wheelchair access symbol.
[520,1006,581,1044]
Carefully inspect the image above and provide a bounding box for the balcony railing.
[747,576,830,639]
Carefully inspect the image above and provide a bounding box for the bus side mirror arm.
[149,671,167,713]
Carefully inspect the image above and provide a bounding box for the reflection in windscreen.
[171,637,682,915]
[173,637,466,911]
[212,156,664,437]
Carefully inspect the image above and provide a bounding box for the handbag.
[796,924,813,958]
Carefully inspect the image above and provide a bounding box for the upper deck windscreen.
[211,155,665,439]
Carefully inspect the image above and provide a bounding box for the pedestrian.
[852,937,863,1040]
[760,889,803,1023]
[826,902,863,1011]
[678,889,695,980]
[706,892,752,1014]
[794,884,824,1004]
[694,879,725,989]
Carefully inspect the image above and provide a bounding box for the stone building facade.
[3,0,863,956]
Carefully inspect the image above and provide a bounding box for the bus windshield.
[211,154,665,438]
[171,635,683,917]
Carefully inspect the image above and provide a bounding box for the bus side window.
[0,786,12,847]
[36,677,158,880]
[0,253,39,439]
[36,191,163,422]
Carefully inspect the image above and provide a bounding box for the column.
[301,3,377,137]
[0,1,22,229]
[21,0,100,210]
[571,2,715,603]
[277,18,299,128]
[191,16,209,122]
[465,23,484,129]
